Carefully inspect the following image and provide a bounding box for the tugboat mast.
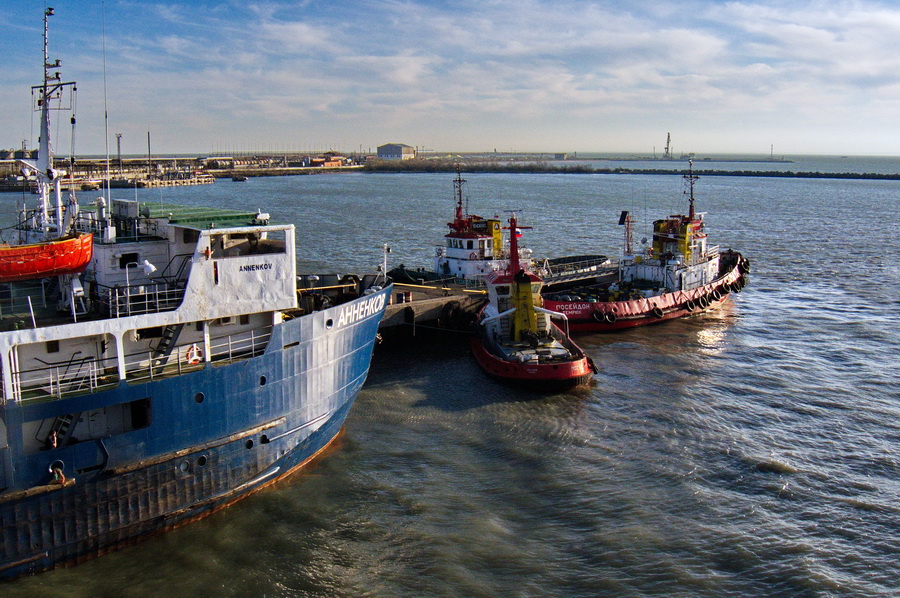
[684,159,698,220]
[453,164,467,225]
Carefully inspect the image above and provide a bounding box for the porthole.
[245,439,254,449]
[260,434,270,444]
[194,392,205,404]
[259,375,267,386]
[178,460,191,473]
[197,455,208,467]
[325,318,334,329]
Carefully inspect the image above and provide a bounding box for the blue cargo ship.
[0,9,390,578]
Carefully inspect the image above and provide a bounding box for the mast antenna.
[683,160,698,219]
[619,211,635,255]
[453,164,467,222]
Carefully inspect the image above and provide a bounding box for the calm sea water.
[3,159,899,596]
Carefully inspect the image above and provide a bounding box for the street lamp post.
[124,259,157,315]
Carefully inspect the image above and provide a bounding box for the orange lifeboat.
[0,232,93,282]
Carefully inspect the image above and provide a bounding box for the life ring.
[469,252,477,259]
[185,344,203,365]
[651,306,664,318]
[684,299,696,311]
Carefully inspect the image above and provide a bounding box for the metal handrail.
[104,284,186,318]
[13,355,119,403]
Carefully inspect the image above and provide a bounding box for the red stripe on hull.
[543,262,745,333]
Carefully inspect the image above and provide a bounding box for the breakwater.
[361,158,900,180]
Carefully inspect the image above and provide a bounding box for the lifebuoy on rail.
[469,252,478,260]
[185,344,203,365]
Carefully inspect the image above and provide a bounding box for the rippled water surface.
[2,164,898,596]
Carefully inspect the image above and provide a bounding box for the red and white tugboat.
[471,214,596,388]
[432,167,531,282]
[388,167,608,288]
[543,163,750,331]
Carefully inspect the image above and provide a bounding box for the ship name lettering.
[239,263,273,272]
[557,303,590,312]
[337,293,386,327]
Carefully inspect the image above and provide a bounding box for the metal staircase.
[153,322,185,375]
[45,412,81,448]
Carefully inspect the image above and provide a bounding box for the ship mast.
[507,214,521,273]
[504,213,531,274]
[37,8,55,178]
[453,164,466,224]
[23,7,77,240]
[684,159,698,220]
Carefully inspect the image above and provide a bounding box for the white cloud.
[6,0,900,154]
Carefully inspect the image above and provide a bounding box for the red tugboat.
[543,163,750,331]
[471,214,597,388]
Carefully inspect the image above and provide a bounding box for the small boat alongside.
[543,163,750,331]
[471,214,596,388]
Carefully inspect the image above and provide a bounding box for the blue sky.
[3,0,900,156]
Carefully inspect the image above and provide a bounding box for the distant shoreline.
[360,160,900,181]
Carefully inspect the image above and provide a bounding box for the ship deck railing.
[7,327,273,403]
[123,327,273,384]
[0,280,186,332]
[103,284,186,318]
[11,355,120,403]
[0,280,55,323]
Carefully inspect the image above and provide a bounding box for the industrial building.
[377,143,416,160]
